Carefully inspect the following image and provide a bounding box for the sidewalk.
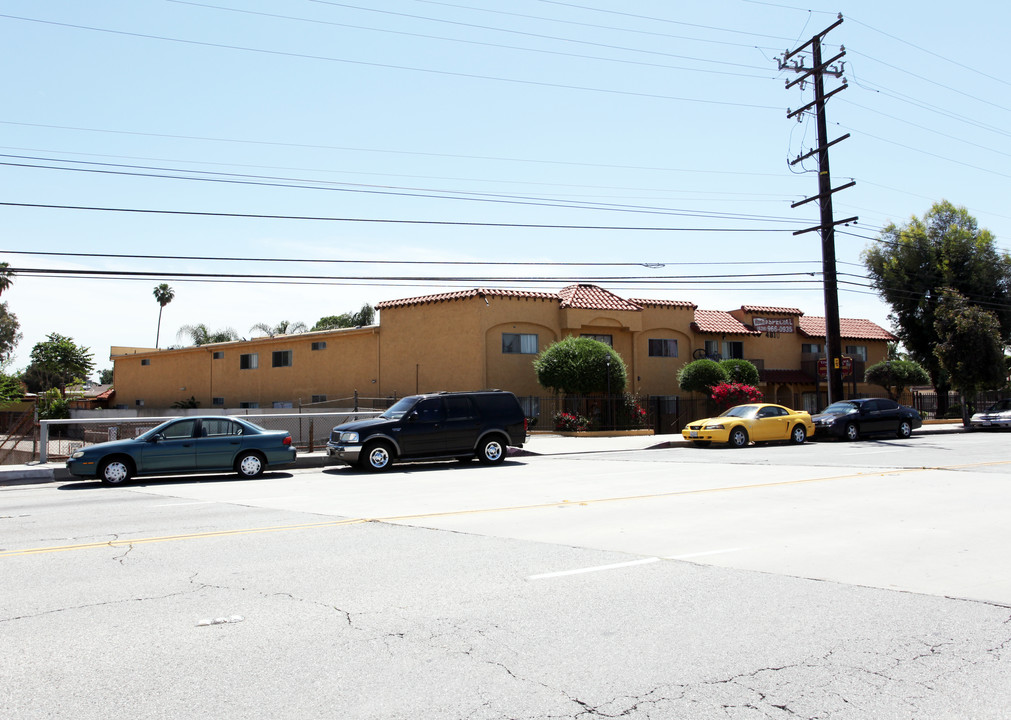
[0,421,966,487]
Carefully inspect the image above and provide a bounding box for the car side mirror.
[406,411,418,422]
[149,433,165,443]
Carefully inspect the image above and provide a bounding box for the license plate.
[690,430,699,438]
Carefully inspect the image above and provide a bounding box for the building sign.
[752,317,794,334]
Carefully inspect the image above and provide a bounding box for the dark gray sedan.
[66,416,297,486]
[811,398,922,440]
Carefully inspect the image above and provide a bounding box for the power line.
[168,0,776,79]
[0,13,781,110]
[0,201,801,231]
[0,153,806,222]
[0,249,822,267]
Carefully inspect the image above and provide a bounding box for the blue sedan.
[66,416,297,486]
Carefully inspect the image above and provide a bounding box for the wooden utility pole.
[779,15,857,406]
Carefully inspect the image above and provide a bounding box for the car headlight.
[702,423,725,430]
[339,431,360,443]
[71,451,85,459]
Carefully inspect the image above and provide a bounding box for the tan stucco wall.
[113,328,379,409]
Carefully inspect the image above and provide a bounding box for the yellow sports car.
[682,403,814,448]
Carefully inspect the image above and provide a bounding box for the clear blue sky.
[2,0,1008,375]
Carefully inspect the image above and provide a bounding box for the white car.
[969,399,1011,429]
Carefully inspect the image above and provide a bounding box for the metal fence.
[36,410,382,463]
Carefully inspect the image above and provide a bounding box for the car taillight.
[282,436,292,446]
[523,418,528,432]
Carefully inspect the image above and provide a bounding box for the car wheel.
[477,436,506,465]
[844,423,859,441]
[235,451,265,478]
[360,442,394,472]
[99,457,133,486]
[692,440,711,448]
[896,420,913,439]
[790,425,807,444]
[728,427,749,448]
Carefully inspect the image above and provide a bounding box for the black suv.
[327,390,527,471]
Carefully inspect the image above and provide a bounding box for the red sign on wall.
[817,356,854,379]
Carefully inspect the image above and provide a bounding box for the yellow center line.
[5,458,1009,558]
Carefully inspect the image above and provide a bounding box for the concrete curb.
[0,423,970,487]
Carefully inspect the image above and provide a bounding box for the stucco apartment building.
[111,284,895,415]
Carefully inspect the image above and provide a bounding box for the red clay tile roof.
[558,284,642,311]
[628,298,696,309]
[740,305,803,315]
[375,288,559,310]
[760,369,816,384]
[691,310,762,335]
[798,316,897,341]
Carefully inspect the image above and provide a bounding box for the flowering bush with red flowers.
[553,411,590,432]
[710,382,764,409]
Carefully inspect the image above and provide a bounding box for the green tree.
[250,320,308,338]
[177,324,239,346]
[312,303,376,331]
[0,302,22,365]
[719,358,760,386]
[0,373,24,403]
[533,336,627,395]
[677,359,728,394]
[171,396,200,409]
[0,262,14,296]
[863,201,1011,415]
[153,284,175,349]
[933,289,1007,423]
[864,359,930,401]
[36,387,70,420]
[25,333,95,397]
[98,368,114,385]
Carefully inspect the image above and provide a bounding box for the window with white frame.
[801,343,822,354]
[272,350,293,368]
[722,341,744,359]
[212,351,224,359]
[240,353,258,370]
[311,341,327,351]
[580,334,612,346]
[212,397,225,406]
[502,333,538,354]
[239,401,259,409]
[648,339,678,357]
[311,394,327,404]
[140,359,150,366]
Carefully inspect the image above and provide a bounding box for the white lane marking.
[153,495,306,507]
[666,547,743,560]
[527,557,659,580]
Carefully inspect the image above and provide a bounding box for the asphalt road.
[2,433,1009,719]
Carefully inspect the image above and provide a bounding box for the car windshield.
[821,402,857,415]
[987,399,1011,412]
[719,405,760,419]
[381,396,419,420]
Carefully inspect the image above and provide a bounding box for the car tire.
[728,427,749,448]
[790,425,807,444]
[692,440,711,447]
[99,457,133,486]
[844,423,859,441]
[896,420,913,439]
[236,451,265,478]
[477,436,507,465]
[360,441,394,472]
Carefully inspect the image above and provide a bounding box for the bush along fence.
[519,394,715,435]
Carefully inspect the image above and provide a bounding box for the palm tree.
[249,320,308,338]
[176,323,239,346]
[153,284,175,348]
[0,262,15,296]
